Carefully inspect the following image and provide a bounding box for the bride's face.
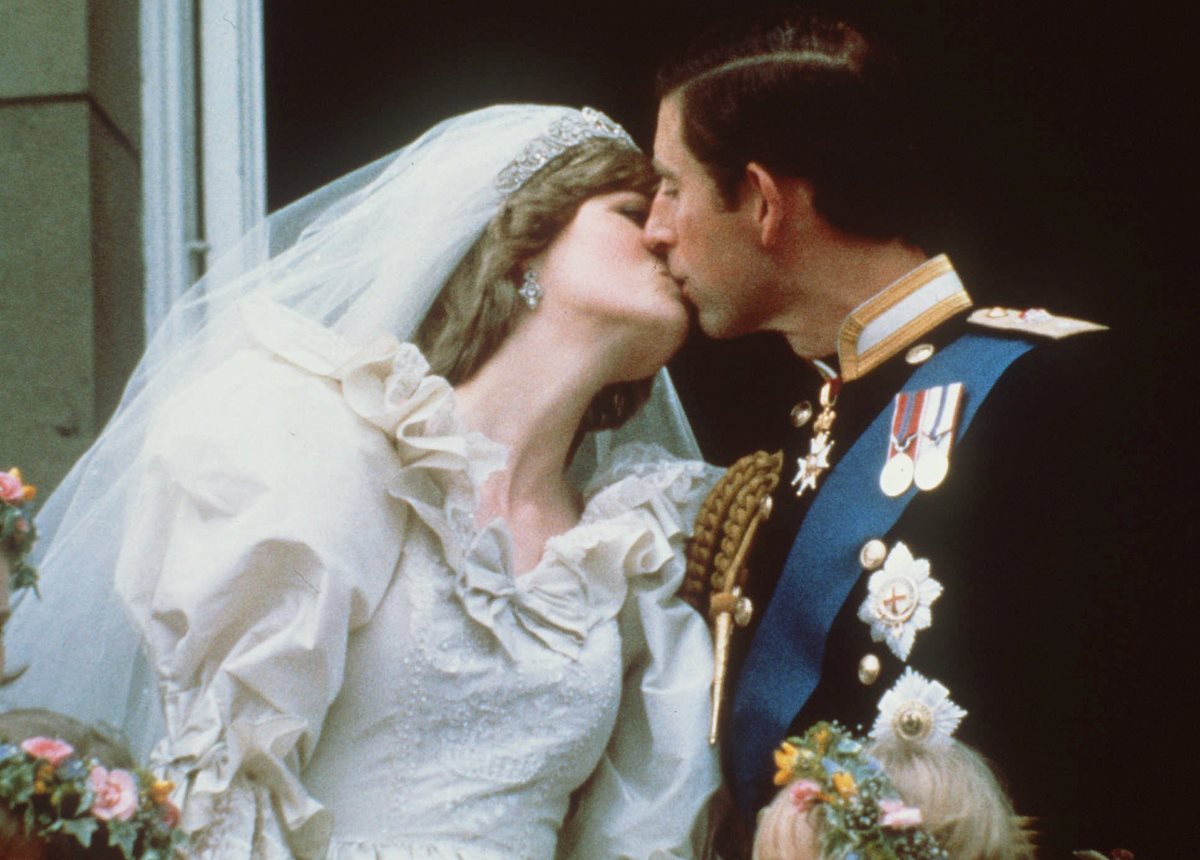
[535,190,690,373]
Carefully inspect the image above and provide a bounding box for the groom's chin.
[693,306,751,341]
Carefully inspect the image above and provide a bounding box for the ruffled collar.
[241,300,712,660]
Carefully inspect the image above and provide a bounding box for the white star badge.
[856,541,942,661]
[871,667,966,747]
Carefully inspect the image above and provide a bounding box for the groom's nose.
[641,196,675,253]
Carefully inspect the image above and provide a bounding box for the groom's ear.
[742,162,804,250]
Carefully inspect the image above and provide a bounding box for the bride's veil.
[0,105,700,756]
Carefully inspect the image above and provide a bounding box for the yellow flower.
[151,779,175,805]
[831,771,857,799]
[813,725,831,753]
[33,762,54,795]
[773,742,800,786]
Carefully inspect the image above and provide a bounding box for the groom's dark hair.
[657,11,939,246]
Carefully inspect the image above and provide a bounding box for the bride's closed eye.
[620,204,650,226]
[611,193,650,225]
[604,190,652,224]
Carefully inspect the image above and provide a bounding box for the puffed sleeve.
[557,446,723,859]
[115,347,409,859]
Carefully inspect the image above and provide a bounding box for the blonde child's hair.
[753,786,820,860]
[869,736,1034,859]
[753,736,1035,860]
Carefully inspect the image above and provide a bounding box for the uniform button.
[905,343,935,365]
[790,401,813,428]
[733,596,754,627]
[859,539,888,570]
[858,654,881,685]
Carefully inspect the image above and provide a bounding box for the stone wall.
[0,0,143,492]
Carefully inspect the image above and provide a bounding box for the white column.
[141,0,267,338]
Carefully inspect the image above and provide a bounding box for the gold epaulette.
[683,450,783,744]
[968,306,1108,339]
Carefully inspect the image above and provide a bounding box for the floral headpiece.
[0,467,38,592]
[772,721,948,860]
[0,736,186,858]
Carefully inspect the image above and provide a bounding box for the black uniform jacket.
[710,267,1179,856]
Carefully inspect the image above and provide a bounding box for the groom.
[644,11,1160,857]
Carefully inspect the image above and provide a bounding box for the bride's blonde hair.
[415,137,661,436]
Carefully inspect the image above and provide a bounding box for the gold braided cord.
[682,450,783,614]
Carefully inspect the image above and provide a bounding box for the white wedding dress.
[116,301,721,859]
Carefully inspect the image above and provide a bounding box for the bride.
[2,106,720,858]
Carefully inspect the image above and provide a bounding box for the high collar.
[834,255,972,381]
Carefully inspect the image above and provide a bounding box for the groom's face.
[644,95,773,339]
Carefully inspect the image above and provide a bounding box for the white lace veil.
[0,105,700,756]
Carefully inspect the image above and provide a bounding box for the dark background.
[264,0,1194,466]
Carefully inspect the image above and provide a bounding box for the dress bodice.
[308,504,624,858]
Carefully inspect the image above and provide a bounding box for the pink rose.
[0,471,24,503]
[789,779,823,811]
[89,766,139,822]
[879,797,924,829]
[20,737,75,766]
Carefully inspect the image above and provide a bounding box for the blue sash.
[730,332,1035,812]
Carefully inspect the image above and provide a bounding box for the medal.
[880,390,924,497]
[791,361,840,498]
[913,451,948,491]
[913,383,963,492]
[879,453,914,498]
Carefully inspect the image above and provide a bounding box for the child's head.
[753,722,1033,860]
[868,734,1033,859]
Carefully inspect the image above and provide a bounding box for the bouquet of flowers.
[0,735,186,858]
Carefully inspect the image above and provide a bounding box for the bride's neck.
[453,320,612,501]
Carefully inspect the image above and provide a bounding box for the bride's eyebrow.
[651,160,677,181]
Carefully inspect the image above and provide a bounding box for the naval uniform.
[723,255,1172,856]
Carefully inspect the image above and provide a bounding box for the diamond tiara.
[495,107,639,193]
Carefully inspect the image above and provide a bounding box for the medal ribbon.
[886,389,924,460]
[913,382,963,463]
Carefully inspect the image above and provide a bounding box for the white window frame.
[141,0,267,338]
